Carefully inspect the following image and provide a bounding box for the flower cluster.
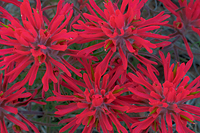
[73,0,171,72]
[159,0,200,58]
[128,51,200,132]
[47,63,134,132]
[0,0,80,94]
[0,66,45,133]
[0,0,200,132]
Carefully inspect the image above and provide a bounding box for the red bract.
[47,62,135,133]
[73,0,170,74]
[160,0,200,35]
[0,71,45,133]
[160,0,200,58]
[0,0,80,93]
[127,51,200,133]
[0,0,21,7]
[78,0,88,10]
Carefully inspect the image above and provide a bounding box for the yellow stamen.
[0,23,14,31]
[38,56,41,63]
[14,125,21,131]
[114,109,122,113]
[150,107,158,115]
[74,95,84,99]
[44,29,47,34]
[173,63,178,78]
[132,43,139,49]
[188,91,200,96]
[1,23,9,28]
[105,40,112,50]
[87,116,93,126]
[184,84,189,88]
[95,119,99,130]
[180,114,194,123]
[91,65,95,81]
[154,121,157,131]
[57,40,66,45]
[176,22,182,29]
[0,92,3,97]
[113,88,124,94]
[131,27,136,30]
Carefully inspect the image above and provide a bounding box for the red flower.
[73,0,170,74]
[0,0,21,7]
[47,61,135,133]
[159,0,200,58]
[0,0,80,93]
[127,51,200,132]
[0,67,46,133]
[160,0,200,35]
[78,0,88,10]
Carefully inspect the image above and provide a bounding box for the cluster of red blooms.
[0,0,200,132]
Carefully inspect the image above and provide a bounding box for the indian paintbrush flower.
[0,67,45,133]
[73,0,171,76]
[47,61,135,133]
[159,0,200,58]
[127,51,200,133]
[0,0,81,93]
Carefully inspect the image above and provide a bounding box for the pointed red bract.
[159,0,200,58]
[47,62,135,132]
[127,52,200,132]
[73,0,170,70]
[0,0,80,92]
[0,71,44,133]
